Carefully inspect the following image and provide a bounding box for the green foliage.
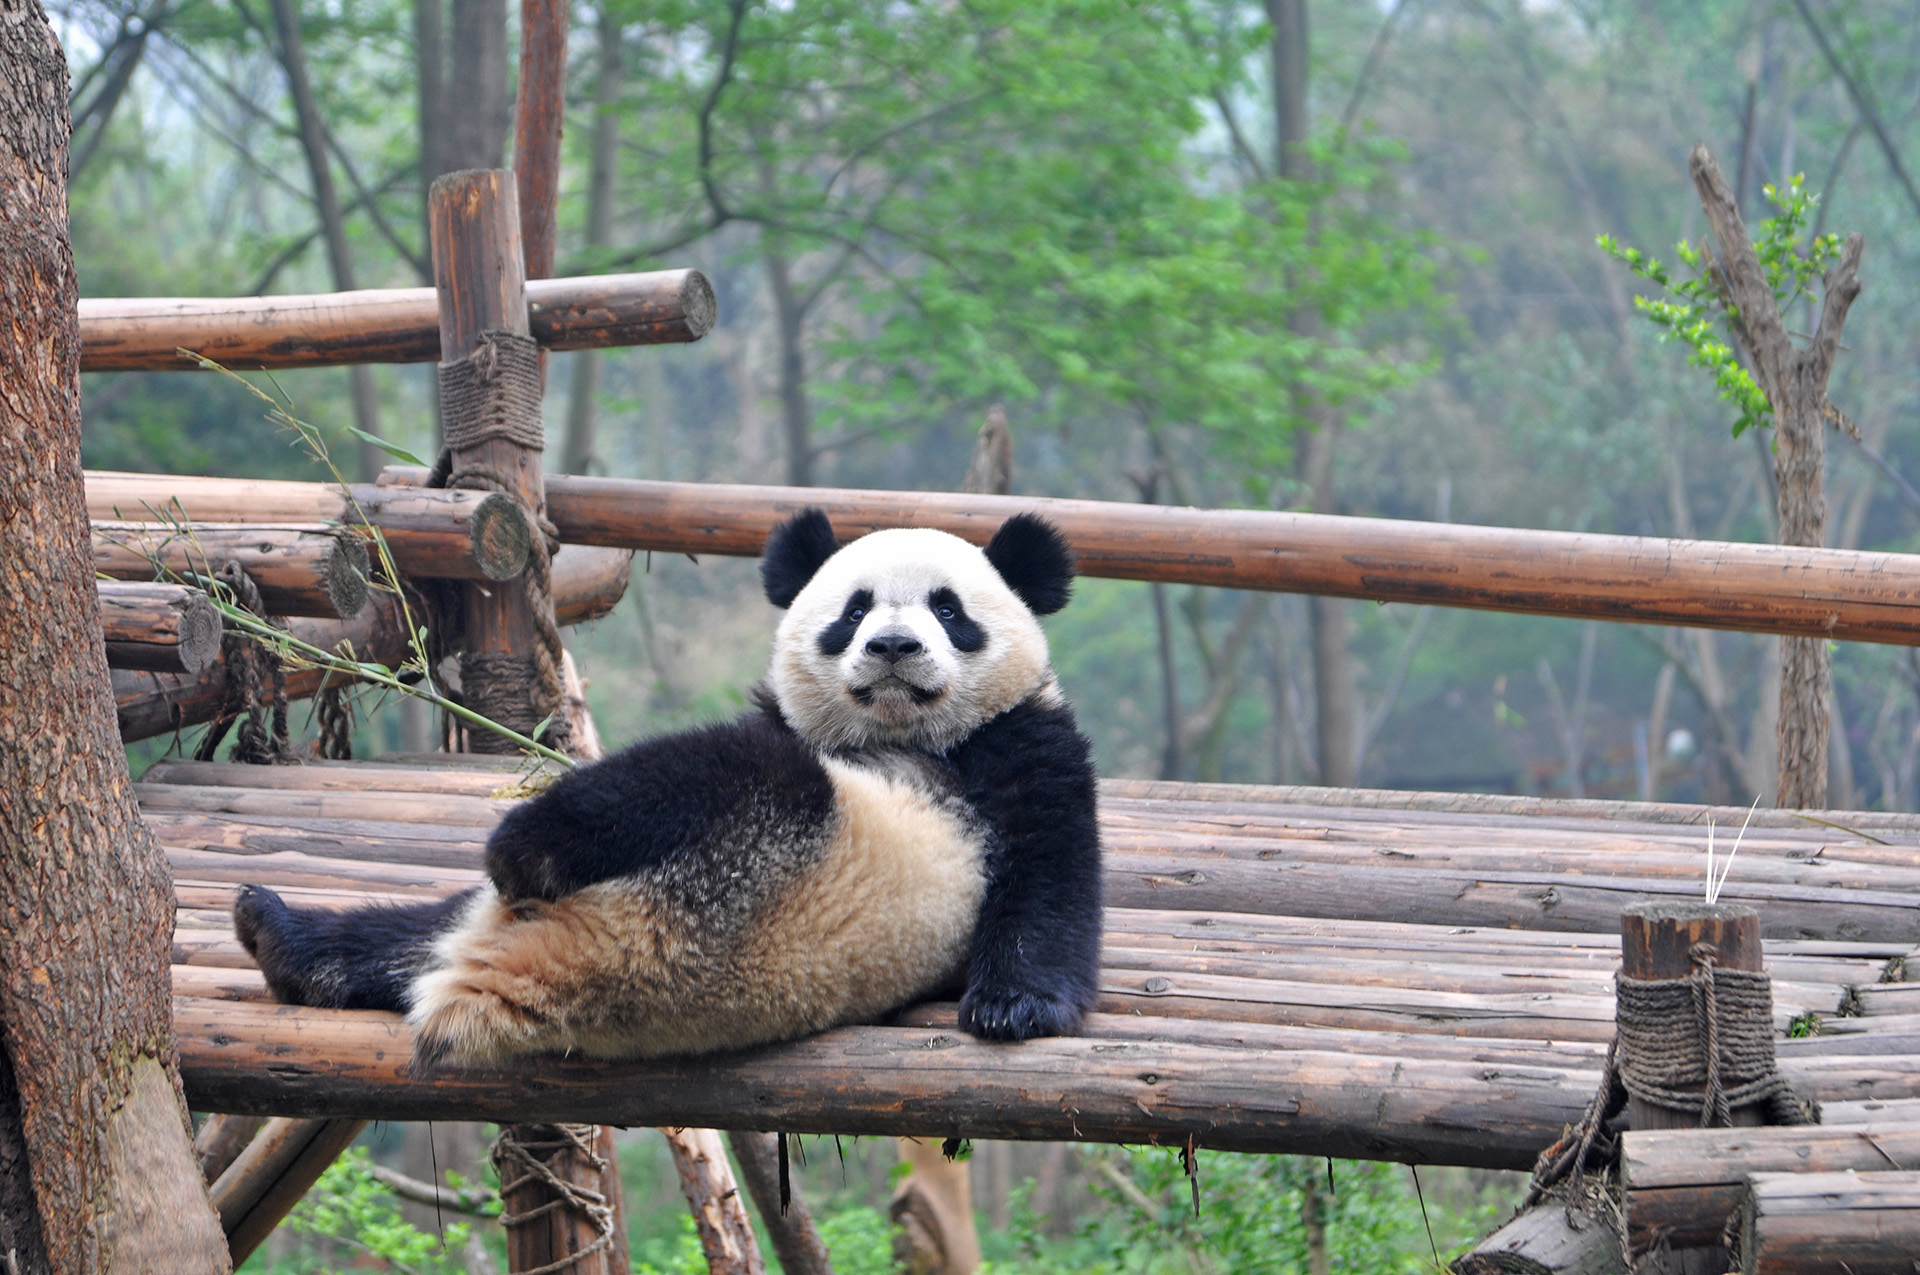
[1599,176,1845,438]
[244,1147,481,1275]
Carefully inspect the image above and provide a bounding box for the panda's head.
[759,509,1074,753]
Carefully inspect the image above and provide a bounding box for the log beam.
[1741,1170,1920,1274]
[98,580,222,673]
[1623,1124,1920,1252]
[112,546,628,742]
[105,468,1920,648]
[173,998,1597,1170]
[77,270,716,371]
[207,1115,368,1265]
[88,474,534,583]
[94,522,370,618]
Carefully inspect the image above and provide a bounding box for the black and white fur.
[233,510,1102,1064]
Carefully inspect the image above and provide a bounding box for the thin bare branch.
[1793,0,1920,221]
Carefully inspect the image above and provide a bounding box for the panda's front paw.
[958,983,1085,1042]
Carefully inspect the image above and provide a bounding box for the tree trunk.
[563,5,624,477]
[1268,0,1357,787]
[765,239,815,487]
[414,0,444,193]
[444,0,510,171]
[1686,146,1862,810]
[267,0,384,481]
[0,5,230,1268]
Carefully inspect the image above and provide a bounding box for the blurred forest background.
[64,0,1920,810]
[50,0,1920,1267]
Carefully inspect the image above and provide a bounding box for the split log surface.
[98,580,222,672]
[1742,1170,1920,1274]
[95,522,370,618]
[77,270,716,371]
[1624,1124,1920,1251]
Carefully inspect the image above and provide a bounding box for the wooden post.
[1620,902,1767,1134]
[1620,902,1766,1275]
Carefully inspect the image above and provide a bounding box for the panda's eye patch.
[929,588,985,653]
[817,589,874,657]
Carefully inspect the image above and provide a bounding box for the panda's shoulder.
[946,693,1093,791]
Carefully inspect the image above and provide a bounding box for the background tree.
[0,1,228,1267]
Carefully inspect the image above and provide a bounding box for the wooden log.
[1741,1170,1920,1274]
[88,474,534,583]
[1621,903,1769,1132]
[94,522,369,618]
[98,580,222,673]
[662,1128,764,1275]
[433,168,546,755]
[1623,1125,1920,1252]
[173,997,1600,1169]
[528,474,1920,647]
[727,1131,834,1275]
[1449,1204,1625,1275]
[494,1123,626,1275]
[1103,853,1920,945]
[77,270,716,371]
[116,466,1920,650]
[113,545,625,742]
[208,1115,369,1264]
[1102,776,1920,837]
[193,1113,267,1183]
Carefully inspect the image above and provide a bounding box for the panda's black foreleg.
[232,884,474,1012]
[951,699,1104,1042]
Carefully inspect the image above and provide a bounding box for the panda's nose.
[865,632,923,663]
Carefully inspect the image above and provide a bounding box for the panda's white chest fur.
[738,756,988,1025]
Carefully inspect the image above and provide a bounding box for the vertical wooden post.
[430,171,615,1270]
[1619,901,1767,1134]
[1621,902,1765,1275]
[429,169,547,753]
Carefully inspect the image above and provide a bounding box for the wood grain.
[98,580,222,673]
[78,271,716,371]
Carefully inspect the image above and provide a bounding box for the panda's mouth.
[849,673,946,708]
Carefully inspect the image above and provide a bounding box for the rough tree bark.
[266,0,385,481]
[0,4,230,1268]
[1688,145,1863,810]
[1267,0,1357,788]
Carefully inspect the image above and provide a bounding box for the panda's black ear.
[761,508,840,608]
[984,515,1074,616]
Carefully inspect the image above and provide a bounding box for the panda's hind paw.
[957,984,1085,1042]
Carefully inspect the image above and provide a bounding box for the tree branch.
[1792,0,1920,221]
[1809,232,1864,382]
[1689,144,1793,384]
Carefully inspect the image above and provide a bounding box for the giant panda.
[232,508,1102,1066]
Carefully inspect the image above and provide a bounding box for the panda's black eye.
[936,605,955,621]
[846,606,867,623]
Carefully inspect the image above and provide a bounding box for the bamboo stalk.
[78,270,716,371]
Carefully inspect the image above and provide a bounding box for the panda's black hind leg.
[233,883,473,1012]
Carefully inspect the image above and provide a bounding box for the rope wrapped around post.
[1526,936,1814,1210]
[489,1124,616,1274]
[195,560,294,764]
[429,327,573,756]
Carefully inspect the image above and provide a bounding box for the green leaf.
[346,425,430,467]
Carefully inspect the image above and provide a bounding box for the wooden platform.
[154,759,1920,1171]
